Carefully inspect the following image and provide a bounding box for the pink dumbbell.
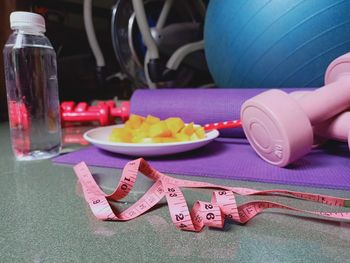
[241,52,350,167]
[314,111,350,149]
[269,90,346,148]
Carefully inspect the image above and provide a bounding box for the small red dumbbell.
[60,100,130,126]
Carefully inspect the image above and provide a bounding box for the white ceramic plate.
[83,124,219,157]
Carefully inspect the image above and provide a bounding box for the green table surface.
[1,122,350,263]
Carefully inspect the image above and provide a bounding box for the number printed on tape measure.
[73,158,350,232]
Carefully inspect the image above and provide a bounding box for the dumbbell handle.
[110,101,130,122]
[297,76,350,125]
[315,111,350,141]
[292,90,350,143]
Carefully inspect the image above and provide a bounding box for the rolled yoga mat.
[129,88,266,138]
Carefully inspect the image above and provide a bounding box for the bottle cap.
[10,12,46,33]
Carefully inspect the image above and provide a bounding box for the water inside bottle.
[4,44,61,160]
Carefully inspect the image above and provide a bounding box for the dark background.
[0,0,132,122]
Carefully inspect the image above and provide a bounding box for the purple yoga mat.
[54,88,350,190]
[130,88,302,137]
[54,139,350,190]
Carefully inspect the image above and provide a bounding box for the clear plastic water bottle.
[3,12,62,160]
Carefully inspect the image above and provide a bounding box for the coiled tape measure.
[74,158,350,232]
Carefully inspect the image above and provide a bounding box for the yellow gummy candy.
[175,133,190,142]
[109,128,132,143]
[109,114,206,144]
[165,117,185,136]
[126,114,145,129]
[180,122,195,136]
[149,121,172,137]
[145,115,161,124]
[194,126,206,139]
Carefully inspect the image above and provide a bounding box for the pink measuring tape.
[74,158,350,232]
